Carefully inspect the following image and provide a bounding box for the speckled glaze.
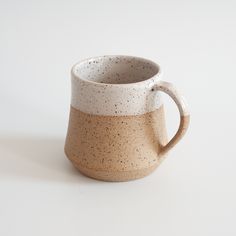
[71,56,162,116]
[65,55,190,181]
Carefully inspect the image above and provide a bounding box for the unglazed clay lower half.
[65,105,168,182]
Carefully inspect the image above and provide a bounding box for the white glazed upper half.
[71,55,163,116]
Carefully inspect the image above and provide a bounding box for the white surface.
[0,0,236,235]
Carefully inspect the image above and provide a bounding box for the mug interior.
[73,56,160,84]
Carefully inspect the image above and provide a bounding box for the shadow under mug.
[65,55,190,181]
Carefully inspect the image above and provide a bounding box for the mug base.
[65,151,164,182]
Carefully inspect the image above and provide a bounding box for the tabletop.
[1,0,236,235]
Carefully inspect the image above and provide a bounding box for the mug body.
[65,55,168,181]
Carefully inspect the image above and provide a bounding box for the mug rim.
[71,55,161,87]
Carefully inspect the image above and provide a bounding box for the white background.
[1,0,236,235]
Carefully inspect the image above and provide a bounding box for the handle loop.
[153,81,190,155]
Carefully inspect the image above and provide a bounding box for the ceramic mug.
[65,55,190,181]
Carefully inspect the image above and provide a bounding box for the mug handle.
[152,81,190,156]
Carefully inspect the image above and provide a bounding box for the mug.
[65,55,190,181]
